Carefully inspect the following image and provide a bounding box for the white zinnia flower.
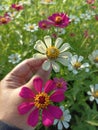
[23,23,38,32]
[88,50,98,67]
[68,55,89,74]
[8,53,21,64]
[87,84,98,104]
[33,35,71,72]
[54,106,71,130]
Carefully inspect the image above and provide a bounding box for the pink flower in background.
[11,4,24,11]
[18,77,65,127]
[48,13,70,28]
[38,20,52,30]
[86,0,95,4]
[53,77,67,91]
[0,15,11,25]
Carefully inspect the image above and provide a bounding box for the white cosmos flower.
[8,53,21,64]
[68,55,90,74]
[23,23,38,32]
[33,35,71,72]
[54,106,71,130]
[87,84,98,104]
[88,50,98,67]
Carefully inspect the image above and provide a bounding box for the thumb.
[25,65,52,89]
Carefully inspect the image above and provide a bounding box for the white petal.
[64,115,71,122]
[95,99,98,104]
[71,55,78,65]
[44,35,52,48]
[42,60,51,71]
[59,52,72,58]
[56,57,68,66]
[34,40,46,53]
[87,91,92,96]
[52,61,60,72]
[58,121,63,130]
[55,37,63,48]
[78,56,84,62]
[59,43,70,53]
[95,84,98,90]
[54,119,58,125]
[68,64,73,70]
[80,63,89,68]
[33,53,46,58]
[73,69,78,74]
[89,96,94,101]
[90,85,94,92]
[62,121,69,129]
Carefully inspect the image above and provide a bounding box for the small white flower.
[88,50,98,67]
[40,0,56,5]
[87,84,98,104]
[54,106,71,129]
[69,15,80,24]
[68,55,90,74]
[33,35,71,72]
[8,53,21,64]
[23,23,38,32]
[54,28,66,36]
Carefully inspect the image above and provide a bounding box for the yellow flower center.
[56,82,63,88]
[92,90,98,98]
[34,92,50,109]
[42,23,47,28]
[94,56,98,63]
[74,62,81,69]
[0,18,7,23]
[29,25,34,30]
[46,46,60,59]
[60,115,64,121]
[55,16,62,23]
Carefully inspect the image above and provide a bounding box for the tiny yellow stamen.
[55,16,62,23]
[29,25,34,30]
[34,92,50,109]
[46,46,60,59]
[92,90,98,98]
[94,56,98,63]
[74,62,81,69]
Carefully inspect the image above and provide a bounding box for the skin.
[0,58,51,130]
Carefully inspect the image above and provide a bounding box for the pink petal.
[47,105,63,119]
[28,108,39,127]
[44,80,56,93]
[18,102,34,115]
[33,77,43,93]
[50,90,65,102]
[19,87,35,98]
[42,108,54,127]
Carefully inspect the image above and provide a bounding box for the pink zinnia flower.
[0,15,11,25]
[86,0,95,4]
[48,13,70,28]
[38,20,52,30]
[53,77,67,91]
[18,77,65,127]
[11,4,24,11]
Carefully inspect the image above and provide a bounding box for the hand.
[0,58,51,130]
